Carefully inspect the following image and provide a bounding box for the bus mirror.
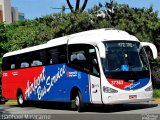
[141,42,158,59]
[97,42,106,58]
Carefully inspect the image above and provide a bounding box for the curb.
[5,102,17,105]
[151,99,160,102]
[5,100,17,105]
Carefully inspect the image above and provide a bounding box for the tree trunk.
[66,0,88,13]
[81,0,88,11]
[66,0,74,12]
[75,0,80,11]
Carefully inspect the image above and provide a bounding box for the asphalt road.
[0,102,160,120]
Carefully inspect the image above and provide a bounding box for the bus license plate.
[129,95,137,99]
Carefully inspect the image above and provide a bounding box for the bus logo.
[66,71,78,77]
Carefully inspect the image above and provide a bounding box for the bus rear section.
[1,44,93,112]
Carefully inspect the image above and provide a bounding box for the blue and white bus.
[2,28,157,112]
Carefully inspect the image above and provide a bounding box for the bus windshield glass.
[102,41,150,79]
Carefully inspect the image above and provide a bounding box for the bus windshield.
[102,41,150,80]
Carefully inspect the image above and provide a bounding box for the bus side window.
[31,60,42,66]
[30,52,43,67]
[89,47,100,76]
[18,54,30,69]
[20,62,29,68]
[9,56,17,70]
[11,64,15,69]
[48,48,59,64]
[39,50,47,65]
[2,57,12,71]
[68,44,89,72]
[48,45,67,65]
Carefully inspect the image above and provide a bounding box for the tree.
[66,0,88,12]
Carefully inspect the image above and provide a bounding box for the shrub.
[153,89,160,98]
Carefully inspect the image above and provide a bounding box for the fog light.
[103,86,118,93]
[145,85,153,91]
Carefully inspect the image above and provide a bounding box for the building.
[0,0,25,24]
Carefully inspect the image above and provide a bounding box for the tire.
[72,91,84,112]
[17,91,25,106]
[115,104,124,108]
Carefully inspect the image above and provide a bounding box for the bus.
[2,28,157,112]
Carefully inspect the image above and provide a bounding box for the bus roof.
[3,28,139,58]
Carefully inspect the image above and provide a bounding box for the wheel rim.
[75,95,80,107]
[18,94,23,105]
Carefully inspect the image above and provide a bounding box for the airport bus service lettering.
[25,65,66,100]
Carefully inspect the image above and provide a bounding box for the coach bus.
[2,28,157,112]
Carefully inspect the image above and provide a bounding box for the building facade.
[0,0,25,24]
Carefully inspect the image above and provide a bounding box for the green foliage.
[153,89,160,98]
[1,20,54,51]
[6,23,53,51]
[0,3,159,53]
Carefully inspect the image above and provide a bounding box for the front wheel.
[72,91,84,112]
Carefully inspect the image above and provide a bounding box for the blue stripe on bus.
[124,78,150,90]
[26,64,90,103]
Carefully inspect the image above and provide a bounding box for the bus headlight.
[145,85,153,91]
[103,86,118,93]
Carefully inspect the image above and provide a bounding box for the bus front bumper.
[102,92,153,104]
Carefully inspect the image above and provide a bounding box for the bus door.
[89,47,102,104]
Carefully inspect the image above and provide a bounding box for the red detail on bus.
[107,78,132,89]
[2,67,43,100]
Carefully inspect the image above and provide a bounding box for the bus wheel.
[17,91,25,106]
[72,91,84,112]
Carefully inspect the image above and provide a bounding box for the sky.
[11,0,160,20]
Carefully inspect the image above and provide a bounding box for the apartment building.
[0,0,25,24]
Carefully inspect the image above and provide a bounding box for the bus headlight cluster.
[103,86,118,93]
[145,85,153,91]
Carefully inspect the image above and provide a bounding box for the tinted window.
[2,57,9,71]
[48,45,67,65]
[69,44,89,71]
[18,54,30,68]
[89,47,100,76]
[2,45,67,71]
[68,44,99,75]
[30,51,43,67]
